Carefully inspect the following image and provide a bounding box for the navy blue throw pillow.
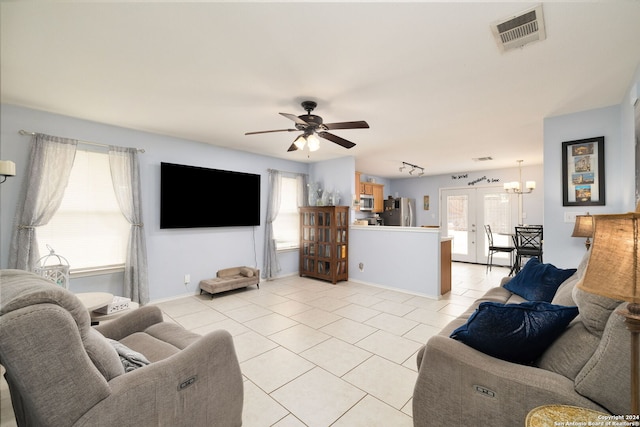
[504,258,576,302]
[450,301,579,364]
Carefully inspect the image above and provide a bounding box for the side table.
[75,292,114,311]
[90,302,139,323]
[526,405,609,426]
[75,292,139,324]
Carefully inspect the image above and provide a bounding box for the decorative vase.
[308,182,320,206]
[333,190,341,206]
[321,190,330,206]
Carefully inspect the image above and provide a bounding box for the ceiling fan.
[245,100,369,152]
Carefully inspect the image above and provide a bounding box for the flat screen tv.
[160,162,261,229]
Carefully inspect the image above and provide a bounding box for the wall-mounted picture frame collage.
[562,136,605,206]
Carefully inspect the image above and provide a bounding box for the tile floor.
[0,262,507,427]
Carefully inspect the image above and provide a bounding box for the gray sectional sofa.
[413,251,630,425]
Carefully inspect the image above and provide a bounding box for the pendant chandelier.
[504,160,536,194]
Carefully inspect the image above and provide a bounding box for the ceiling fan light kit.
[306,134,320,151]
[293,134,306,150]
[246,100,369,153]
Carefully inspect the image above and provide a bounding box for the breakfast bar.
[348,225,452,299]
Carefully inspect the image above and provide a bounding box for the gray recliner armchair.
[0,269,243,427]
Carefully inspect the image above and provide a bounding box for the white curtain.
[263,170,282,280]
[297,174,309,209]
[109,146,149,305]
[9,134,77,271]
[263,171,309,280]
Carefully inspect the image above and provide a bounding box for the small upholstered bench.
[199,266,260,297]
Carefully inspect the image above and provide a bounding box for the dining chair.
[484,225,515,273]
[514,225,543,272]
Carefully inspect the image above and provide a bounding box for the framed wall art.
[562,136,605,206]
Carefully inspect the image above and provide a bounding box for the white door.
[441,187,517,264]
[441,188,476,263]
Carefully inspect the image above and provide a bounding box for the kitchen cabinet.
[361,183,373,195]
[372,184,384,213]
[355,172,384,213]
[299,206,349,284]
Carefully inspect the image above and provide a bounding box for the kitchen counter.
[349,226,452,298]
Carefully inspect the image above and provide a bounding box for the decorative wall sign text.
[451,174,500,186]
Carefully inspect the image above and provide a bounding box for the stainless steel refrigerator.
[381,197,415,226]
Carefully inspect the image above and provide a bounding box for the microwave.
[360,194,374,211]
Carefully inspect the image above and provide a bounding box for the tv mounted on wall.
[160,162,261,229]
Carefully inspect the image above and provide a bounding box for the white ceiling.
[2,1,640,178]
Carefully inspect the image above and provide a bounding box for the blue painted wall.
[3,59,638,300]
[543,62,640,268]
[0,104,309,300]
[388,164,545,227]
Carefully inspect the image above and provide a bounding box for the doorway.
[440,187,517,265]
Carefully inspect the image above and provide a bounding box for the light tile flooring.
[0,263,507,427]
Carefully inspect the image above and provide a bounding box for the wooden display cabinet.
[299,206,349,284]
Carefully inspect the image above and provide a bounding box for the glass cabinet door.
[304,212,315,226]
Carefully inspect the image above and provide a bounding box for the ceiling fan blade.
[279,112,310,126]
[317,131,356,149]
[245,129,297,135]
[287,142,299,152]
[323,121,369,130]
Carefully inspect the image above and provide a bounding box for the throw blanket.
[107,339,151,372]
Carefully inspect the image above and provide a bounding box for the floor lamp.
[578,212,639,414]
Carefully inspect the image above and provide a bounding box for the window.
[37,150,130,272]
[272,176,300,250]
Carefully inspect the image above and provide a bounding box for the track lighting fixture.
[400,161,424,177]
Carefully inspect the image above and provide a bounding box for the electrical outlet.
[564,212,582,223]
[184,274,190,285]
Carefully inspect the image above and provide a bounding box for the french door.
[440,187,517,265]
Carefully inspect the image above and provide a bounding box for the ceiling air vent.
[491,4,546,53]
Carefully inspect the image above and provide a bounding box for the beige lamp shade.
[0,160,16,176]
[571,214,593,238]
[578,212,640,304]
